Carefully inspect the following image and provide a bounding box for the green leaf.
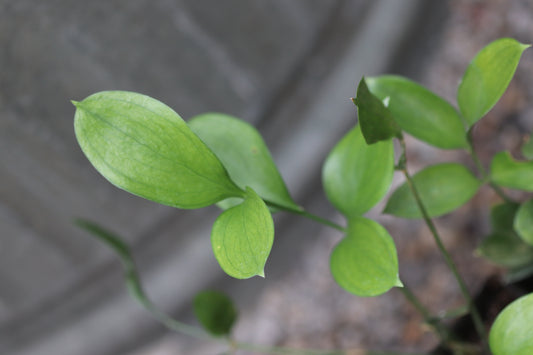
[515,199,533,246]
[366,75,467,149]
[211,187,274,279]
[490,201,520,232]
[477,202,533,269]
[522,136,533,160]
[490,293,533,355]
[458,38,530,126]
[491,151,533,191]
[193,290,238,337]
[322,124,394,218]
[330,217,402,297]
[188,113,300,212]
[352,77,401,144]
[477,232,533,269]
[73,91,243,209]
[384,163,480,218]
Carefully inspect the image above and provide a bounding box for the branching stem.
[398,136,488,347]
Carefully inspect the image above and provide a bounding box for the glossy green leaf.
[188,113,300,212]
[352,77,401,144]
[490,293,533,355]
[330,217,402,297]
[384,163,480,218]
[458,38,530,126]
[491,151,533,191]
[193,290,238,337]
[211,187,274,279]
[73,92,243,209]
[366,75,467,149]
[477,202,533,268]
[522,136,533,160]
[322,124,394,218]
[515,199,533,246]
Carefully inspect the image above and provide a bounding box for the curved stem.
[398,137,488,346]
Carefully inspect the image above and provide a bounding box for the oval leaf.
[458,38,530,126]
[384,163,480,218]
[211,187,274,279]
[193,290,238,337]
[353,77,401,144]
[322,124,394,217]
[73,91,243,209]
[515,199,533,246]
[477,202,533,268]
[189,113,300,212]
[330,217,402,297]
[491,151,533,191]
[490,293,533,355]
[366,75,467,149]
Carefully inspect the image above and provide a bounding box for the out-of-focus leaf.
[515,199,533,246]
[189,113,300,212]
[352,77,400,144]
[478,202,533,269]
[366,75,467,149]
[322,124,394,218]
[384,163,480,218]
[73,91,243,209]
[211,187,274,279]
[193,290,237,337]
[330,217,402,297]
[458,38,530,126]
[491,151,533,191]
[490,293,533,355]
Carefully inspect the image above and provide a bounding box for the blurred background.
[1,0,533,354]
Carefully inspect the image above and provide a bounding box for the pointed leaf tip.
[257,270,265,278]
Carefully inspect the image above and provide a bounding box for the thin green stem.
[398,137,488,347]
[265,200,346,232]
[399,285,452,345]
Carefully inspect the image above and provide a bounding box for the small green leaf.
[491,151,533,191]
[322,124,394,218]
[73,91,243,209]
[477,202,533,269]
[193,290,238,337]
[458,38,530,126]
[490,201,520,232]
[330,217,401,297]
[384,163,480,218]
[352,77,401,144]
[522,136,533,160]
[490,293,533,355]
[188,113,300,212]
[366,75,467,149]
[211,187,274,279]
[477,232,533,269]
[515,199,533,246]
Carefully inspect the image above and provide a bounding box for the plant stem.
[398,137,488,346]
[265,200,346,232]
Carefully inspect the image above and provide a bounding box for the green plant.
[73,38,533,354]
